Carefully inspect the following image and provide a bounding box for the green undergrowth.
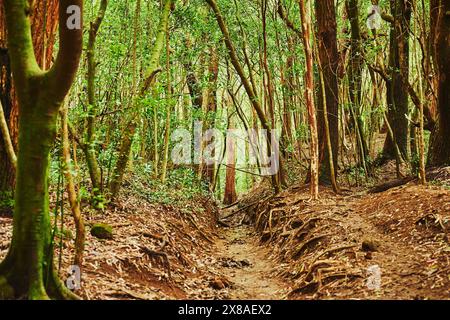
[126,165,211,206]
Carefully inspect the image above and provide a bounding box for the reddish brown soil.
[0,179,448,300]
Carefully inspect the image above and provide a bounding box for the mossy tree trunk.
[0,0,83,300]
[109,0,173,200]
[346,0,369,170]
[84,0,107,208]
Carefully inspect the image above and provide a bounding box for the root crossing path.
[214,226,290,299]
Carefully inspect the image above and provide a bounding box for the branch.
[3,0,39,94]
[205,0,270,131]
[277,1,302,37]
[380,12,394,24]
[139,0,173,95]
[140,68,163,95]
[90,0,108,38]
[46,0,84,105]
[0,100,17,168]
[366,62,390,83]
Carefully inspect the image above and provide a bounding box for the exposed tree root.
[140,246,172,280]
[368,177,415,193]
[293,234,330,259]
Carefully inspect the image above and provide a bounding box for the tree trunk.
[223,116,237,205]
[109,0,172,199]
[383,0,411,160]
[84,0,107,208]
[203,46,219,187]
[0,0,83,300]
[0,0,59,197]
[346,0,369,168]
[314,0,340,184]
[299,0,319,200]
[428,1,450,166]
[61,103,85,268]
[205,0,282,193]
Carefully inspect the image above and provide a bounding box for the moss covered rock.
[91,223,113,240]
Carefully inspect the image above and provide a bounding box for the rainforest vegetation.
[0,0,449,300]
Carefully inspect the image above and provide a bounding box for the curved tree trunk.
[109,0,173,199]
[0,0,83,300]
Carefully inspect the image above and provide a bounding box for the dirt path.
[224,184,449,300]
[214,226,290,300]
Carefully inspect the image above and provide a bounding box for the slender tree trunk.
[0,100,16,167]
[224,115,237,205]
[206,0,282,193]
[346,0,369,169]
[109,0,172,199]
[299,0,319,199]
[161,19,172,183]
[202,46,219,187]
[83,0,107,207]
[61,103,85,268]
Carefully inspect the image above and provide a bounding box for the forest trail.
[213,225,290,299]
[1,176,448,300]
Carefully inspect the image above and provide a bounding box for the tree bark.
[314,0,340,184]
[0,0,59,196]
[0,0,83,300]
[346,0,369,168]
[382,0,411,160]
[299,0,319,200]
[203,46,219,187]
[84,0,107,208]
[428,1,450,166]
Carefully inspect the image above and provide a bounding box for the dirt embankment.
[0,193,225,300]
[230,182,449,299]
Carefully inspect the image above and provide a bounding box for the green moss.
[90,223,113,240]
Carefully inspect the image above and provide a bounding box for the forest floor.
[0,165,449,300]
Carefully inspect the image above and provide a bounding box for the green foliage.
[130,164,208,205]
[0,191,14,209]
